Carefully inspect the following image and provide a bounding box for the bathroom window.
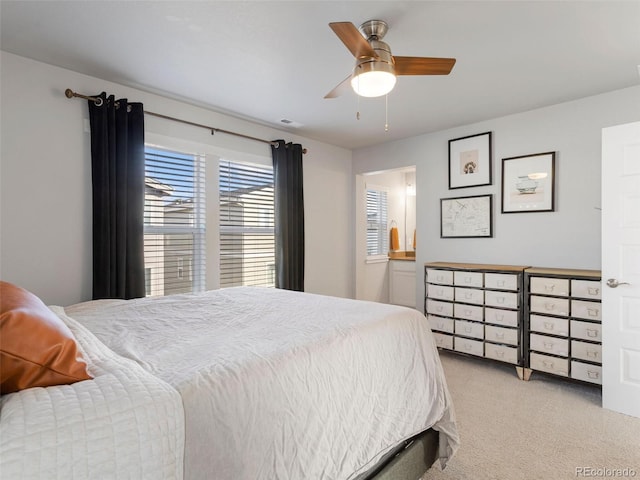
[366,185,389,261]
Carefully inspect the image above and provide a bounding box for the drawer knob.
[587,350,599,359]
[543,360,555,368]
[543,322,555,331]
[544,303,556,311]
[588,287,600,295]
[587,371,600,379]
[495,332,505,339]
[544,341,555,350]
[587,308,599,317]
[544,284,555,292]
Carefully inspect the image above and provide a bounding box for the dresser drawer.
[428,315,454,334]
[530,352,569,377]
[454,337,484,357]
[485,343,519,365]
[571,361,602,385]
[484,307,519,327]
[433,332,454,350]
[427,284,455,301]
[426,299,454,317]
[484,273,519,291]
[453,303,484,322]
[455,319,484,339]
[571,340,602,364]
[426,269,454,285]
[454,271,483,288]
[571,300,601,321]
[530,277,569,296]
[529,314,569,336]
[570,320,602,342]
[530,295,569,317]
[485,325,519,346]
[571,279,601,300]
[484,290,518,309]
[454,287,484,305]
[530,333,569,356]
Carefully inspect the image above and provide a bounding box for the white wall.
[0,52,353,305]
[353,85,640,309]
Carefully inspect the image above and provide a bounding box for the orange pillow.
[0,281,92,394]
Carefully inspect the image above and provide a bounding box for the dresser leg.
[516,367,532,381]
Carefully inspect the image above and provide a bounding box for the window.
[219,160,275,288]
[144,147,205,296]
[366,185,389,260]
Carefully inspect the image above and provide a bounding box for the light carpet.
[424,352,640,480]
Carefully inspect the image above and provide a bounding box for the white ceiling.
[1,1,639,150]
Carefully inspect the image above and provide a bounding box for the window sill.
[366,255,390,264]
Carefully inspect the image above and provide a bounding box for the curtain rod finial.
[65,88,75,99]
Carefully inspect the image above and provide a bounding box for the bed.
[1,284,458,479]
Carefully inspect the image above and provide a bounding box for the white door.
[602,121,640,418]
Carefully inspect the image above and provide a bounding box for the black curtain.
[88,93,145,300]
[271,140,305,291]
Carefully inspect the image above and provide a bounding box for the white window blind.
[219,160,275,288]
[144,147,205,296]
[366,185,389,259]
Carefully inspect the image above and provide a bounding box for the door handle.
[606,278,630,288]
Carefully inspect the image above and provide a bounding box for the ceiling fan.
[325,20,456,99]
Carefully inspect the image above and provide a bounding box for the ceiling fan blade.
[394,56,456,75]
[324,74,353,99]
[329,22,378,59]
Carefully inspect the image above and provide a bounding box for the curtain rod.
[65,89,307,154]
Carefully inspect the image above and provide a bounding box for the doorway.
[354,166,416,304]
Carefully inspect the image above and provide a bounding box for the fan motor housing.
[353,39,395,76]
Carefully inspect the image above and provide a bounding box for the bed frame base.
[359,428,440,480]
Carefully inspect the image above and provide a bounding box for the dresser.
[523,267,602,385]
[424,262,529,378]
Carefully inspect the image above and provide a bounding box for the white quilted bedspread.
[0,307,185,480]
[65,287,459,480]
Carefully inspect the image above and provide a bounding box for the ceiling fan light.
[351,60,396,97]
[351,71,396,97]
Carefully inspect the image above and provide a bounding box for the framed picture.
[448,131,492,189]
[501,152,556,213]
[441,194,493,238]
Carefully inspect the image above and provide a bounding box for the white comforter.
[65,287,459,480]
[0,307,185,480]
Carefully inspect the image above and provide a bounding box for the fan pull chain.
[384,94,389,132]
[356,84,361,120]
